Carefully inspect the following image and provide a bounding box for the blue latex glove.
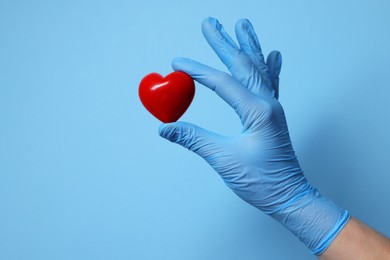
[159,17,350,255]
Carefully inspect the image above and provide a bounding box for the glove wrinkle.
[160,18,349,255]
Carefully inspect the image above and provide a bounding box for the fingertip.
[235,18,252,47]
[235,18,262,56]
[267,50,282,68]
[171,57,201,74]
[272,50,282,60]
[171,57,185,71]
[202,17,216,24]
[158,123,174,139]
[235,18,251,32]
[278,52,282,63]
[202,17,225,40]
[158,123,167,137]
[202,17,219,32]
[274,50,282,63]
[171,57,193,71]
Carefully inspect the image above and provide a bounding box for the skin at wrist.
[319,217,390,260]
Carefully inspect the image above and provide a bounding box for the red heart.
[139,71,195,123]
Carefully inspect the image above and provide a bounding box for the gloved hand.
[159,17,350,255]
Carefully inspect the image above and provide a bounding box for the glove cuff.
[270,187,350,255]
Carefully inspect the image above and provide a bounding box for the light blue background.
[1,1,389,259]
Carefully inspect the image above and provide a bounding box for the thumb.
[158,121,220,158]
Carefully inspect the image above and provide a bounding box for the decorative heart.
[139,71,195,123]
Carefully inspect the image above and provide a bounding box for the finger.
[159,122,223,159]
[201,17,254,81]
[172,57,256,121]
[235,19,268,76]
[172,58,254,117]
[235,18,273,95]
[266,51,282,99]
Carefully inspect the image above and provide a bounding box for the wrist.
[269,186,350,255]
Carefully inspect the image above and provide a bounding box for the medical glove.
[159,17,350,255]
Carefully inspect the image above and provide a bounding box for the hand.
[159,17,349,255]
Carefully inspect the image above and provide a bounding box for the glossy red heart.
[139,71,195,123]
